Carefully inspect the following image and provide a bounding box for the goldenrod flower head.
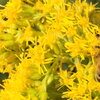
[0,0,100,100]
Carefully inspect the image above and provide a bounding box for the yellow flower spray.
[0,0,100,100]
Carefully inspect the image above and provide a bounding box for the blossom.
[0,0,100,100]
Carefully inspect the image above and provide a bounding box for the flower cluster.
[0,0,100,100]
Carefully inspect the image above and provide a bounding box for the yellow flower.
[2,0,22,24]
[18,21,34,44]
[27,45,53,73]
